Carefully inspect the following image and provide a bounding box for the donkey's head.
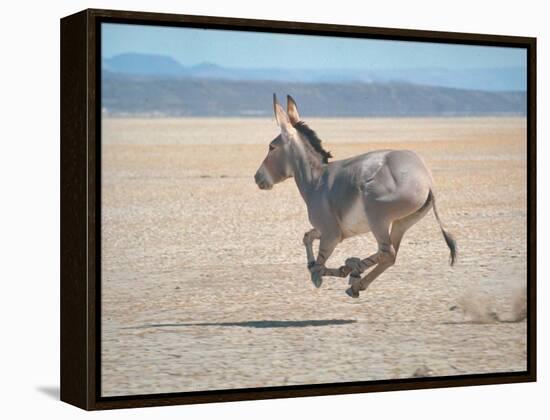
[254,94,307,190]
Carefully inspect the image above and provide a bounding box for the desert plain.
[101,116,527,396]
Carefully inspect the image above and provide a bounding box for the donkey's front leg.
[303,229,325,288]
[308,235,341,288]
[303,229,321,268]
[303,229,348,287]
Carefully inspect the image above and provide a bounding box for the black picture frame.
[60,8,537,410]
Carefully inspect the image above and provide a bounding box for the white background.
[0,0,546,417]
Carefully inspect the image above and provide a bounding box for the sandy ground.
[101,117,527,397]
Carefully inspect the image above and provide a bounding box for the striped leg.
[345,219,396,298]
[303,229,321,268]
[303,231,349,288]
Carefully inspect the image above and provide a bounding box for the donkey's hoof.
[345,287,360,298]
[311,271,323,288]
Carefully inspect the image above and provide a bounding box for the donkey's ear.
[287,95,300,126]
[273,93,291,128]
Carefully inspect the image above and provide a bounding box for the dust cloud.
[452,280,527,323]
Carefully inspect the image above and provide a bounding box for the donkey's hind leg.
[343,253,379,296]
[343,206,422,278]
[344,253,379,276]
[345,193,433,298]
[345,209,433,299]
[346,221,395,298]
[390,192,433,255]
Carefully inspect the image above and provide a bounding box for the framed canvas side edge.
[87,8,100,410]
[60,9,100,411]
[60,10,91,410]
[527,37,537,381]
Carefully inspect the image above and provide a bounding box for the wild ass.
[254,95,457,298]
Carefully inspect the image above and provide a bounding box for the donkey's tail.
[429,189,457,266]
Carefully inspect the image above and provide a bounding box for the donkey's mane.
[294,121,332,164]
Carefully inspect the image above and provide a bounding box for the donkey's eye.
[269,144,275,151]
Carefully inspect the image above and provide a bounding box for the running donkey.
[254,95,457,298]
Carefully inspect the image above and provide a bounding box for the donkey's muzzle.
[254,169,273,190]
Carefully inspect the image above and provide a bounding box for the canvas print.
[100,22,527,397]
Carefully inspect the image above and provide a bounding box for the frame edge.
[527,37,537,382]
[60,10,92,411]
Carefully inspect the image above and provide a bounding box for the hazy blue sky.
[102,23,526,70]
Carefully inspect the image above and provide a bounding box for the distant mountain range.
[102,72,526,118]
[103,53,527,92]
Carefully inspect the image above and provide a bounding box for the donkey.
[254,95,456,298]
